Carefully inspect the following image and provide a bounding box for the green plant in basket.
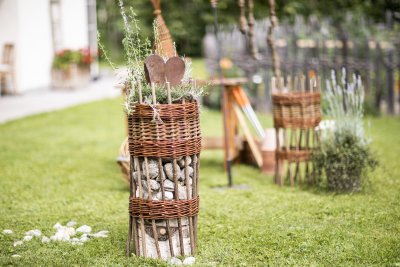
[313,69,378,192]
[97,0,204,112]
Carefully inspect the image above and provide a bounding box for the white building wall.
[0,0,18,57]
[16,0,53,92]
[0,0,90,93]
[60,0,89,50]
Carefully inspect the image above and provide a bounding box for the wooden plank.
[233,104,263,167]
[202,136,243,150]
[196,77,248,87]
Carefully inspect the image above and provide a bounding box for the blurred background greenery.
[96,0,399,58]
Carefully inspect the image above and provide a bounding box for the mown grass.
[0,97,399,266]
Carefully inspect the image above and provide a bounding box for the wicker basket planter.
[51,64,90,89]
[126,100,201,259]
[272,82,321,186]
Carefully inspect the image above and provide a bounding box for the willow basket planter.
[271,77,322,186]
[51,64,90,89]
[126,100,201,260]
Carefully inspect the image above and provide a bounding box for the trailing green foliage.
[98,0,204,112]
[313,70,378,192]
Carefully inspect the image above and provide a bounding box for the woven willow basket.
[272,91,321,185]
[126,100,201,259]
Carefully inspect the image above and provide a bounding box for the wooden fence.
[203,13,399,114]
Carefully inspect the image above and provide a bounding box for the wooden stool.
[0,43,16,95]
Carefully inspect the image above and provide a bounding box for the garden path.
[0,76,119,124]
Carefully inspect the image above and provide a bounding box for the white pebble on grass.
[9,221,108,246]
[25,229,41,237]
[66,221,77,227]
[183,257,196,265]
[92,230,109,238]
[11,254,21,258]
[23,235,33,242]
[13,241,23,247]
[65,227,76,237]
[168,257,183,266]
[53,223,63,229]
[76,225,91,234]
[3,229,13,234]
[51,228,71,242]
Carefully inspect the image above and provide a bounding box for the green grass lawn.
[0,98,399,266]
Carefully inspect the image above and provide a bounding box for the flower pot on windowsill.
[51,64,90,89]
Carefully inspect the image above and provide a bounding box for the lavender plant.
[313,69,377,192]
[324,69,366,143]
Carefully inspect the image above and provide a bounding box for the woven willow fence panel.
[272,76,321,186]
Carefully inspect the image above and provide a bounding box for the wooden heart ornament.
[165,57,185,86]
[144,55,185,87]
[144,55,165,85]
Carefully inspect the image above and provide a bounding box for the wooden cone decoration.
[151,0,176,58]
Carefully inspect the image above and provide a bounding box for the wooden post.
[386,49,395,114]
[267,0,281,78]
[375,43,382,112]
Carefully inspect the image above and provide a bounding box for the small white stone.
[13,241,23,247]
[164,162,181,180]
[52,228,71,241]
[184,177,193,186]
[80,236,89,243]
[25,229,42,237]
[142,179,160,191]
[41,236,50,243]
[168,257,183,266]
[165,191,174,200]
[156,169,167,181]
[156,191,174,200]
[177,184,187,200]
[71,238,80,242]
[182,166,194,178]
[177,159,185,168]
[92,230,109,238]
[11,254,21,258]
[66,221,77,227]
[132,171,139,183]
[53,223,63,229]
[179,156,192,168]
[65,227,76,236]
[23,235,33,242]
[183,256,196,265]
[142,159,159,179]
[3,229,13,234]
[76,225,91,234]
[164,179,175,191]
